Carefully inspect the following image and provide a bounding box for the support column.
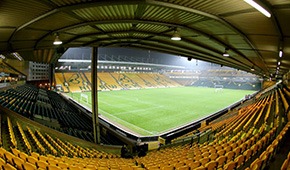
[91,47,101,144]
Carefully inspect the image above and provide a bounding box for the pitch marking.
[99,108,155,135]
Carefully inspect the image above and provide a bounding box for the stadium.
[0,1,290,170]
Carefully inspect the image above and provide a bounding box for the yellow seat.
[57,162,69,169]
[160,165,174,170]
[37,160,49,169]
[19,152,28,161]
[195,167,207,170]
[216,155,227,168]
[250,158,262,170]
[281,159,289,170]
[12,156,25,170]
[23,162,37,170]
[200,157,210,166]
[234,155,245,168]
[205,161,217,170]
[176,165,188,170]
[27,156,38,165]
[47,159,58,166]
[10,148,20,157]
[38,155,47,162]
[30,152,39,159]
[243,149,252,162]
[47,165,62,170]
[69,165,81,170]
[4,151,15,165]
[224,161,236,170]
[225,151,235,163]
[209,153,218,161]
[2,163,17,170]
[0,147,7,158]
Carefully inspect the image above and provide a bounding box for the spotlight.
[278,61,281,65]
[244,0,271,18]
[53,33,62,45]
[171,29,181,41]
[251,66,255,71]
[279,50,283,58]
[0,54,5,59]
[11,52,22,61]
[188,57,192,61]
[223,48,230,57]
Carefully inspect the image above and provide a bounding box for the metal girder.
[34,19,258,70]
[146,0,269,72]
[127,43,252,73]
[65,30,221,54]
[5,0,270,72]
[90,37,253,71]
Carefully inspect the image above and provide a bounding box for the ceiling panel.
[224,12,277,35]
[161,0,250,15]
[141,5,204,24]
[29,12,81,30]
[0,28,15,41]
[0,0,51,27]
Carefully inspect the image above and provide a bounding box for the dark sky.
[61,47,221,69]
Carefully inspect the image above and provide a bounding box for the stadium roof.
[0,0,289,78]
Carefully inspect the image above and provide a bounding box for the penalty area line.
[114,106,164,116]
[98,108,155,135]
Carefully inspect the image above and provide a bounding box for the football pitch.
[67,87,256,136]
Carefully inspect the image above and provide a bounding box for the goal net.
[81,93,89,104]
[214,85,223,93]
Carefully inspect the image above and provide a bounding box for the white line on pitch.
[114,106,164,116]
[101,93,162,107]
[98,100,111,105]
[98,108,155,135]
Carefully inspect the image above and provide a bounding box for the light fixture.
[277,67,279,70]
[223,48,230,57]
[244,0,271,18]
[278,61,281,65]
[171,29,181,41]
[12,52,22,61]
[0,54,5,59]
[251,66,255,71]
[53,33,62,45]
[279,50,283,57]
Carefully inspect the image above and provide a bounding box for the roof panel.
[161,0,250,15]
[268,0,290,5]
[13,29,48,41]
[248,35,280,52]
[0,28,15,41]
[136,24,169,33]
[133,33,150,39]
[64,25,100,35]
[224,12,277,35]
[141,5,204,24]
[29,12,81,30]
[96,23,132,32]
[49,0,93,7]
[0,0,51,27]
[191,20,236,35]
[72,5,137,21]
[276,9,290,36]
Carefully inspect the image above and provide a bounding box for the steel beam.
[91,47,100,144]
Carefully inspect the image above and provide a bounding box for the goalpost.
[81,93,89,104]
[214,85,223,93]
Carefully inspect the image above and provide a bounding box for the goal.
[81,93,89,104]
[214,85,223,93]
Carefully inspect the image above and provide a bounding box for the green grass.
[67,87,256,136]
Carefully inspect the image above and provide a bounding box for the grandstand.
[1,0,290,169]
[0,80,290,169]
